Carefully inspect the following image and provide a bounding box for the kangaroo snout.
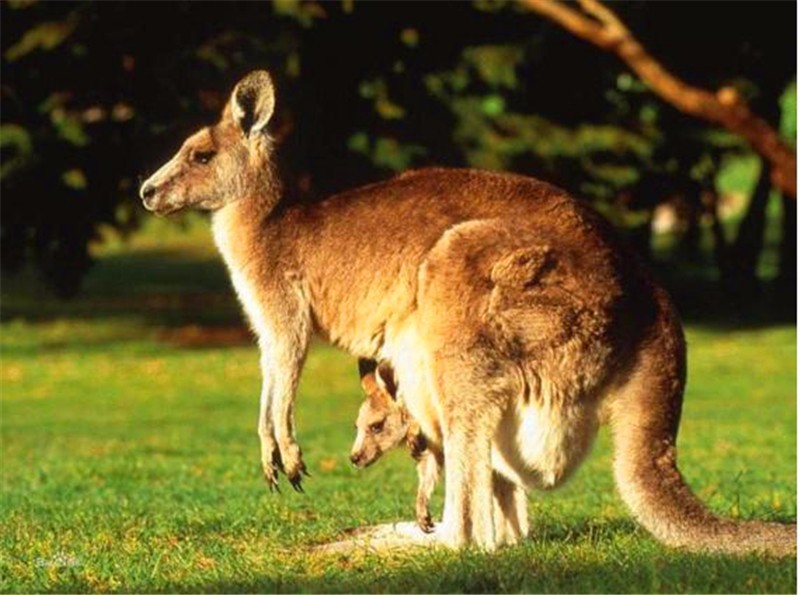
[349,447,378,468]
[138,172,181,215]
[140,182,157,209]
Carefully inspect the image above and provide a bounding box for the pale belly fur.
[491,397,599,490]
[380,317,599,492]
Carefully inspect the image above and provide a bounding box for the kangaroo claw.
[290,475,305,493]
[264,468,281,493]
[271,449,285,473]
[417,514,435,534]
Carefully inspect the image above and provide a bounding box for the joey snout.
[349,438,382,468]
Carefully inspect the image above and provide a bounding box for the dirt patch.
[158,324,253,348]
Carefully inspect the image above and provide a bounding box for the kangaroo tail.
[610,288,796,556]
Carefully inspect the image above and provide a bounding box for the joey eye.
[369,421,384,434]
[192,150,216,165]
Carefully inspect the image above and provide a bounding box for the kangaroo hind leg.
[433,355,513,551]
[493,472,529,546]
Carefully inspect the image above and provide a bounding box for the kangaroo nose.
[140,182,156,202]
[350,453,361,466]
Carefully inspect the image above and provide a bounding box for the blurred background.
[0,3,796,591]
[1,0,796,317]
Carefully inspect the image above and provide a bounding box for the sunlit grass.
[0,219,795,593]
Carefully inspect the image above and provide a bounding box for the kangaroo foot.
[279,439,308,492]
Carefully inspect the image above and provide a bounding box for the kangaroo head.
[350,365,408,468]
[140,70,277,215]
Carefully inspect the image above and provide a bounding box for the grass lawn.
[0,215,796,593]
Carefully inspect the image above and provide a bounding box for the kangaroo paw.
[262,446,283,491]
[289,473,305,493]
[280,440,307,492]
[417,512,435,534]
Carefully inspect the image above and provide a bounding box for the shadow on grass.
[1,242,795,343]
[159,553,794,594]
[0,248,256,356]
[42,537,796,594]
[1,249,237,319]
[27,515,796,593]
[648,260,796,331]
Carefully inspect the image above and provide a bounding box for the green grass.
[0,217,796,593]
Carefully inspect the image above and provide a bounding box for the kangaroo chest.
[212,208,278,341]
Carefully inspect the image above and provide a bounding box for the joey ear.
[376,362,398,400]
[360,372,379,396]
[230,70,275,137]
[358,358,380,394]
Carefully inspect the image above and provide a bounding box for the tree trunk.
[679,196,702,263]
[776,193,796,307]
[722,160,772,300]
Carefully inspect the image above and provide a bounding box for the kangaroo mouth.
[351,450,382,469]
[143,199,184,217]
[359,457,378,469]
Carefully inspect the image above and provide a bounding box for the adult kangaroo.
[140,70,795,555]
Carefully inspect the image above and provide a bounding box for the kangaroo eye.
[193,150,216,165]
[369,421,384,434]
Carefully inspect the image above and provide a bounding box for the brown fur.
[351,361,442,533]
[140,70,796,555]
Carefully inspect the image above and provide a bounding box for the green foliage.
[4,17,76,61]
[348,132,426,171]
[0,123,33,179]
[273,0,327,29]
[779,81,796,145]
[463,45,524,89]
[716,154,761,197]
[359,78,406,120]
[0,1,795,298]
[426,71,651,194]
[423,40,655,191]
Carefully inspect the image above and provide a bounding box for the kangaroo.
[350,359,442,534]
[140,70,796,555]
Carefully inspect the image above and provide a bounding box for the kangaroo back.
[610,287,796,556]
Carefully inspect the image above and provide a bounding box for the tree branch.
[578,0,627,35]
[521,0,796,199]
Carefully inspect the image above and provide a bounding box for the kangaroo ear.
[376,362,398,400]
[230,70,275,137]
